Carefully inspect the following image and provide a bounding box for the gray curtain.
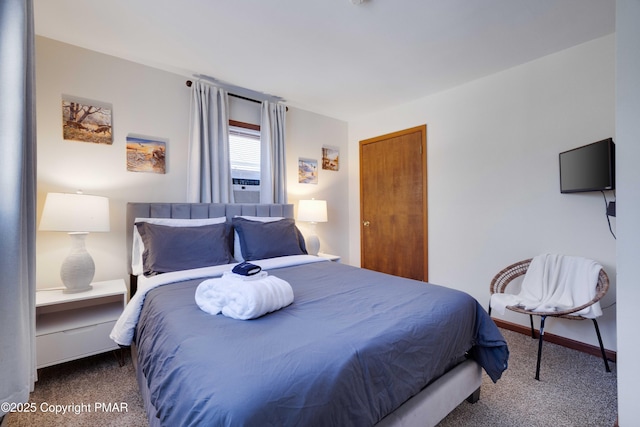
[0,0,38,415]
[187,81,234,203]
[260,101,287,203]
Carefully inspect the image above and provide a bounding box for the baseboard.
[493,318,617,363]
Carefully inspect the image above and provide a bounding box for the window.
[229,121,260,183]
[229,121,260,202]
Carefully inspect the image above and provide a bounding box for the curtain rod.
[186,79,287,110]
[186,80,260,104]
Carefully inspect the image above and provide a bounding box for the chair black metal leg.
[529,314,535,338]
[535,316,547,380]
[592,319,611,373]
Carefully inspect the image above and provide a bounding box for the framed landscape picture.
[322,146,339,171]
[62,96,113,145]
[298,158,318,184]
[126,135,166,174]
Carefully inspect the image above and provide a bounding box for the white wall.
[615,0,640,424]
[286,108,349,260]
[35,37,349,293]
[36,37,191,291]
[348,35,617,350]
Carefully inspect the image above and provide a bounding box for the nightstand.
[318,252,341,262]
[35,279,126,369]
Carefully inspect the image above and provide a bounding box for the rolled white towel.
[195,273,294,320]
[195,278,233,315]
[222,275,294,320]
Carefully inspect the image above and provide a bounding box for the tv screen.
[559,138,615,193]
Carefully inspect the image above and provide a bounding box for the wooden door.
[360,125,427,281]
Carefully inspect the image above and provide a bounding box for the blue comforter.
[135,261,508,427]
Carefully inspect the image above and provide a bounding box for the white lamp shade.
[40,192,110,232]
[297,199,328,223]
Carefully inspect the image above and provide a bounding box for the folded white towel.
[195,272,294,320]
[221,270,268,282]
[490,254,603,319]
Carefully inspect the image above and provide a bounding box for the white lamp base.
[305,222,321,256]
[60,232,95,293]
[306,234,320,256]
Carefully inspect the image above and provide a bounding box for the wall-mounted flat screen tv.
[559,138,615,193]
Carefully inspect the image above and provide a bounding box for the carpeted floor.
[6,348,147,427]
[437,329,617,427]
[6,328,616,426]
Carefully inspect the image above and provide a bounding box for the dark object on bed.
[231,261,262,276]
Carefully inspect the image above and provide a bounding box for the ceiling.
[33,0,615,121]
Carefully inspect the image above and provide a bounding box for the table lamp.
[297,199,327,256]
[39,192,110,293]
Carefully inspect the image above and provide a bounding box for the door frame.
[359,125,428,281]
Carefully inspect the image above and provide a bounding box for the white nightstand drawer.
[36,320,118,368]
[35,279,126,368]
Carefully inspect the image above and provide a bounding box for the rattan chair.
[489,258,611,380]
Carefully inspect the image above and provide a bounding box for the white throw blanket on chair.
[490,254,603,319]
[195,271,294,320]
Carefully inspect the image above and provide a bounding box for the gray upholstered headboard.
[126,202,294,276]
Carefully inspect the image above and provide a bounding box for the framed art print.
[62,96,113,145]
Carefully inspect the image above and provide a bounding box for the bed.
[111,202,508,427]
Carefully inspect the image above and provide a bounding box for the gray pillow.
[232,217,307,261]
[136,222,234,276]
